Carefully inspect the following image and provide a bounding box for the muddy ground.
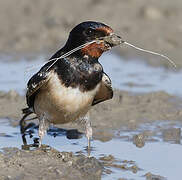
[0,147,103,180]
[0,0,182,68]
[0,0,182,179]
[1,90,182,131]
[0,90,182,179]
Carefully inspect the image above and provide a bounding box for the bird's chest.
[56,60,103,92]
[34,72,100,124]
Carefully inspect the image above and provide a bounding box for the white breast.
[34,72,100,124]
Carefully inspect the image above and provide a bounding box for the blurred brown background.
[0,0,181,66]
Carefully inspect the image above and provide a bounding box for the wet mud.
[0,147,102,180]
[0,89,182,179]
[1,90,182,130]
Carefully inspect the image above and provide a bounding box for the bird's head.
[65,21,123,58]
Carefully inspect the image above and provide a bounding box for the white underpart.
[34,72,100,124]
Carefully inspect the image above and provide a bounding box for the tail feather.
[20,107,34,134]
[22,107,33,114]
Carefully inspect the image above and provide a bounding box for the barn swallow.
[20,21,122,150]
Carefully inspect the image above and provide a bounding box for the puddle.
[0,53,182,96]
[0,118,182,180]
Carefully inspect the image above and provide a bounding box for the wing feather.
[92,72,113,106]
[26,63,53,108]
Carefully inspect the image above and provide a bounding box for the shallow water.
[100,53,182,96]
[0,53,182,96]
[0,119,182,180]
[0,56,44,94]
[1,54,182,180]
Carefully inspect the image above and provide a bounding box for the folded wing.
[92,72,113,106]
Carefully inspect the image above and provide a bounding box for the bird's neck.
[50,44,100,65]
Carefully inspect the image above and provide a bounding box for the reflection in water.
[20,121,83,151]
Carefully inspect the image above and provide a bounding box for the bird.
[20,21,122,150]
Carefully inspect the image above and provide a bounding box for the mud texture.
[1,90,182,130]
[0,89,182,179]
[0,0,181,68]
[1,89,182,143]
[0,147,102,180]
[144,172,167,180]
[99,155,141,175]
[1,91,182,179]
[0,91,25,125]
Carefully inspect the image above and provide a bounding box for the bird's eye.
[84,28,95,36]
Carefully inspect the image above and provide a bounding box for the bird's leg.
[84,114,92,157]
[20,111,33,147]
[86,121,92,148]
[38,114,50,147]
[20,113,32,134]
